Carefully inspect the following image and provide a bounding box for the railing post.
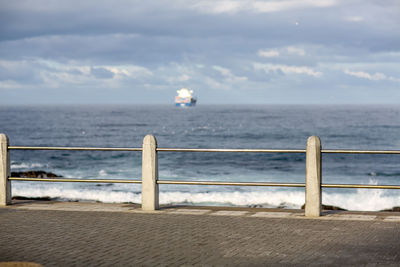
[0,133,11,206]
[141,134,159,211]
[305,136,322,217]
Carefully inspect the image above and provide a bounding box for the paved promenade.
[1,201,400,266]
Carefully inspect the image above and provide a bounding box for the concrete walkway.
[1,201,399,266]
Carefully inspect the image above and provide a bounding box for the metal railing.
[7,146,400,188]
[1,133,400,216]
[6,145,143,184]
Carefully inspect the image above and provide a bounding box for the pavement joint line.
[3,202,400,222]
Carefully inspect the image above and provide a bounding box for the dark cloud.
[0,0,399,104]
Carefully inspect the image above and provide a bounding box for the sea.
[1,104,400,211]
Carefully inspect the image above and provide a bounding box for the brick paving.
[0,202,399,266]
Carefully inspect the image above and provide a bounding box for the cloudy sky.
[1,0,400,104]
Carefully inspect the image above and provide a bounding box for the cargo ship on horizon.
[175,88,197,107]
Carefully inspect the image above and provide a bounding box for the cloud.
[91,67,115,79]
[192,0,337,14]
[343,69,400,82]
[213,65,248,82]
[258,49,280,57]
[254,63,322,77]
[287,46,305,56]
[192,1,242,14]
[167,74,191,83]
[252,0,337,13]
[345,16,364,22]
[104,65,153,78]
[0,58,154,89]
[258,46,305,58]
[1,1,400,104]
[344,69,386,81]
[0,80,25,89]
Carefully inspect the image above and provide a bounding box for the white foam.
[11,183,400,211]
[11,162,46,169]
[98,170,108,176]
[322,189,400,211]
[12,185,142,204]
[159,191,304,208]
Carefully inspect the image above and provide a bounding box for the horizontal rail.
[322,149,400,154]
[8,146,142,151]
[322,183,400,189]
[8,177,142,183]
[9,177,400,189]
[158,181,400,189]
[8,146,400,154]
[157,148,305,153]
[157,180,305,187]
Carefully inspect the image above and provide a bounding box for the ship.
[175,88,197,107]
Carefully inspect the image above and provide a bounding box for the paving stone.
[251,211,293,218]
[0,203,399,266]
[168,209,211,215]
[210,210,249,216]
[330,214,377,221]
[383,216,400,222]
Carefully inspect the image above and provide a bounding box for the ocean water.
[1,104,400,211]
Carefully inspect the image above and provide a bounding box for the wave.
[369,172,400,177]
[11,162,46,169]
[98,170,108,176]
[322,189,399,211]
[12,186,142,204]
[11,184,400,211]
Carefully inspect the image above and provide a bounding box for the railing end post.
[0,133,11,206]
[141,134,159,211]
[305,135,322,217]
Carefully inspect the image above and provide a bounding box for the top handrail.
[321,149,400,154]
[157,148,306,153]
[7,145,400,154]
[8,146,142,151]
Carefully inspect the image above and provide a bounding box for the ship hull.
[175,97,196,107]
[175,102,196,107]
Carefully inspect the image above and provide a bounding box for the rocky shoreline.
[11,170,62,178]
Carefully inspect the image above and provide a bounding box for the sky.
[1,0,400,105]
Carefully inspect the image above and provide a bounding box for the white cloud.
[204,76,231,90]
[167,74,191,83]
[254,63,322,77]
[0,80,25,89]
[0,59,154,89]
[258,49,280,57]
[389,77,400,82]
[103,65,153,78]
[191,1,242,14]
[344,69,387,81]
[252,0,336,13]
[345,16,364,22]
[258,46,305,58]
[213,65,231,76]
[286,46,305,56]
[191,0,337,14]
[213,65,248,82]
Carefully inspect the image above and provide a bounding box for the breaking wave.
[11,161,46,169]
[11,183,400,211]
